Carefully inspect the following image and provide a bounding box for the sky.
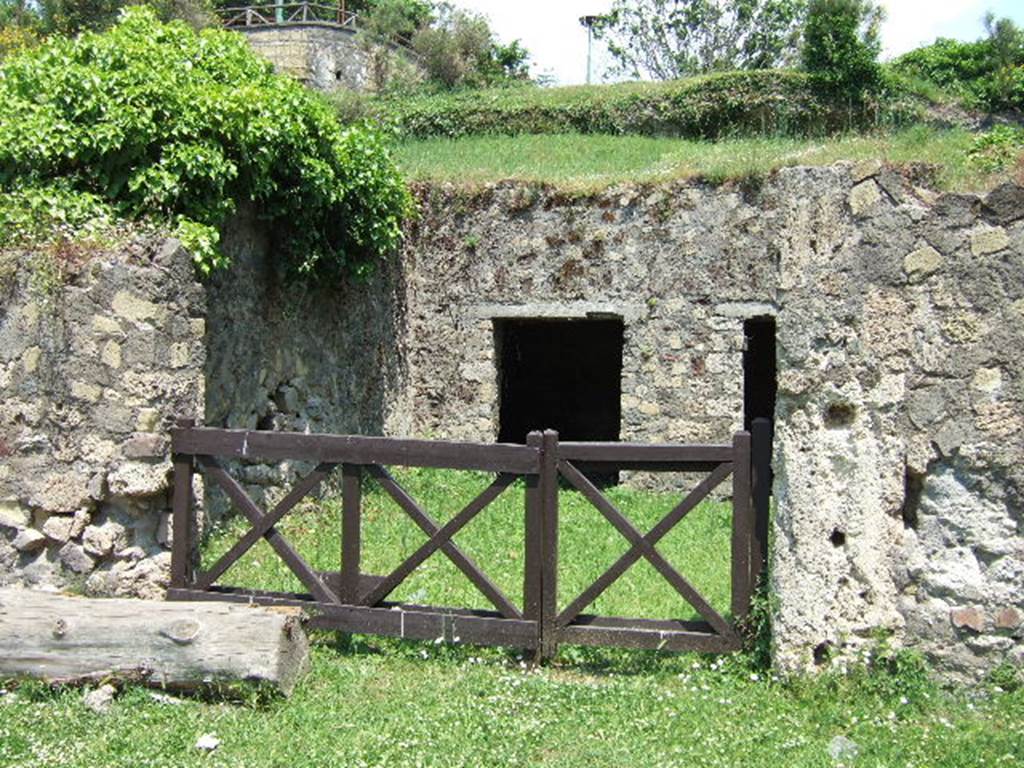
[448,0,1024,86]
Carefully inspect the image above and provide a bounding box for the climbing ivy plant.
[0,7,412,277]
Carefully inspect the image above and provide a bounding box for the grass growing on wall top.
[394,126,1016,192]
[2,468,1023,766]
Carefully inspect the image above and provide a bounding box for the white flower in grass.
[195,734,220,752]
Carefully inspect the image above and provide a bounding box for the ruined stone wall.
[399,172,1023,679]
[769,166,1024,680]
[240,25,369,91]
[0,238,205,598]
[0,168,1019,680]
[201,215,410,507]
[401,182,781,447]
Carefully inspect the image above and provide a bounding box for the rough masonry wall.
[402,182,781,447]
[241,25,369,91]
[202,215,410,507]
[769,167,1024,679]
[0,238,205,598]
[0,169,1019,680]
[401,173,1023,679]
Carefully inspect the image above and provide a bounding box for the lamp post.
[579,15,600,85]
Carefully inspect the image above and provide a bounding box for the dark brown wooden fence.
[167,419,772,658]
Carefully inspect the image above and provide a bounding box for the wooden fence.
[167,419,773,659]
[216,2,358,29]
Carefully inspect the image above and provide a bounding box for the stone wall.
[768,166,1024,680]
[201,214,410,507]
[398,172,1023,679]
[401,181,780,447]
[0,238,205,598]
[239,25,369,91]
[0,167,1020,680]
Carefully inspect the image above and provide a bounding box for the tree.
[0,1,38,58]
[411,3,530,90]
[356,0,432,91]
[359,0,431,44]
[0,0,214,35]
[801,0,883,103]
[593,0,808,80]
[0,7,411,276]
[981,11,1024,109]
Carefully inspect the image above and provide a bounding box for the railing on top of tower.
[216,2,359,30]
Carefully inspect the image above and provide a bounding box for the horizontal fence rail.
[168,419,772,659]
[216,2,358,29]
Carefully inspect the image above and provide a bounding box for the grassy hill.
[393,126,1019,193]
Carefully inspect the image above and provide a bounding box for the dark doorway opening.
[743,317,777,432]
[496,318,624,446]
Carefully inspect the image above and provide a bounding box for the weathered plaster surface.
[766,167,1023,678]
[240,25,369,90]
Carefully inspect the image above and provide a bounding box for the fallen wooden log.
[0,588,310,697]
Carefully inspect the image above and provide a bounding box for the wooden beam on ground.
[0,588,310,697]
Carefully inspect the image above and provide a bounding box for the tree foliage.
[0,0,214,34]
[359,0,431,43]
[801,0,883,103]
[891,14,1024,110]
[0,23,36,58]
[336,0,531,93]
[593,0,808,80]
[409,3,530,90]
[0,7,411,276]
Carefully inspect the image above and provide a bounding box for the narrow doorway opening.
[743,317,777,431]
[495,318,624,445]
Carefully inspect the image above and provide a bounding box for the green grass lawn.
[2,468,1022,767]
[394,126,1015,192]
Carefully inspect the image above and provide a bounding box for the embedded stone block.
[0,500,31,530]
[123,434,169,459]
[12,528,46,552]
[111,291,162,323]
[996,607,1022,631]
[107,461,170,497]
[58,542,96,574]
[83,521,126,557]
[951,606,986,634]
[42,515,76,544]
[903,245,943,282]
[849,180,882,216]
[970,226,1010,256]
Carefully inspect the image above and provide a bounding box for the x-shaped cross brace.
[365,466,523,619]
[557,460,736,638]
[196,456,340,604]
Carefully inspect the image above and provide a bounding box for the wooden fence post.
[730,431,754,620]
[341,463,362,604]
[750,418,774,586]
[171,417,196,590]
[539,430,559,661]
[524,432,543,653]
